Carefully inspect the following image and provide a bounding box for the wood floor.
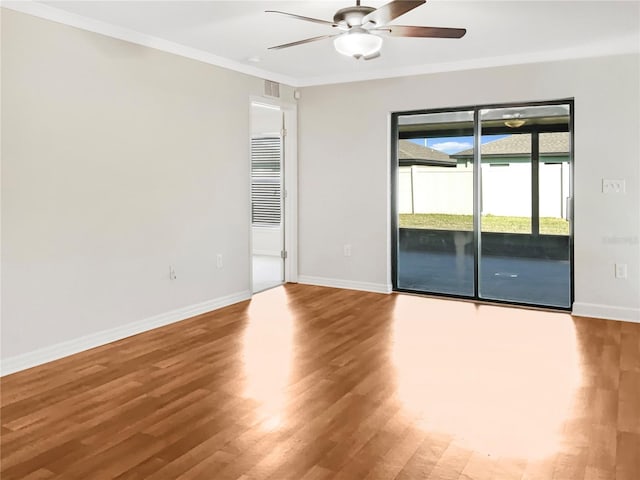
[1,284,639,480]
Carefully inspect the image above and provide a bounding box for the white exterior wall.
[399,166,474,215]
[481,164,532,217]
[398,163,569,218]
[539,162,571,218]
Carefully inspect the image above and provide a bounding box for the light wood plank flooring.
[1,284,639,479]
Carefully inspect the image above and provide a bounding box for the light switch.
[602,179,626,194]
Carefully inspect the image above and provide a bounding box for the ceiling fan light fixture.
[504,118,526,128]
[333,28,382,58]
[503,114,526,128]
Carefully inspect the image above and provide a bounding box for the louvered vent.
[264,80,280,98]
[251,136,282,226]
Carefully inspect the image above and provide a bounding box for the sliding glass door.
[392,101,573,309]
[395,110,475,296]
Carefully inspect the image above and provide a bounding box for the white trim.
[0,290,251,376]
[1,1,298,87]
[572,302,640,323]
[295,33,640,87]
[298,275,392,294]
[282,101,299,284]
[3,1,637,88]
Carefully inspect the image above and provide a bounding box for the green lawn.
[399,213,569,235]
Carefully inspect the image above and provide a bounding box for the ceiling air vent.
[264,80,280,98]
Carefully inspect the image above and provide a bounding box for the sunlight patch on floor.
[391,294,582,459]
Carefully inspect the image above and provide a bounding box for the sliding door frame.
[391,98,574,310]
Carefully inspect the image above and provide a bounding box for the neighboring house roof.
[452,132,570,158]
[398,140,455,166]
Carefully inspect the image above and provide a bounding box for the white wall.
[298,54,640,321]
[1,9,295,368]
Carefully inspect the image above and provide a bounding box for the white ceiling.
[7,0,640,86]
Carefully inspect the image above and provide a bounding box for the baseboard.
[0,290,251,376]
[298,275,392,294]
[572,302,640,323]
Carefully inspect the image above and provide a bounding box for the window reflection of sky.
[409,135,508,155]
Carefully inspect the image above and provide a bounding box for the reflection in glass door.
[478,106,571,307]
[393,101,573,309]
[395,110,475,296]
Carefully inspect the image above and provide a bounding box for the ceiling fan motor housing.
[333,6,375,27]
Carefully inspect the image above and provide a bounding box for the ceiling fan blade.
[268,34,338,50]
[265,10,337,27]
[377,25,467,38]
[362,0,426,27]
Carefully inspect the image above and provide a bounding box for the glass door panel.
[396,110,475,296]
[478,105,571,307]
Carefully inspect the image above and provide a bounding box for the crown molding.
[295,32,640,87]
[2,1,638,89]
[1,0,299,87]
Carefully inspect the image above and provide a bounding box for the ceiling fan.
[266,0,466,60]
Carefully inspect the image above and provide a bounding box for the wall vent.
[264,80,280,98]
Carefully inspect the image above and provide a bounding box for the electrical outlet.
[615,263,628,279]
[169,265,177,280]
[343,244,352,257]
[216,254,223,269]
[602,179,626,194]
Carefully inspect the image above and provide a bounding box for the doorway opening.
[250,102,284,293]
[391,100,573,309]
[249,99,298,294]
